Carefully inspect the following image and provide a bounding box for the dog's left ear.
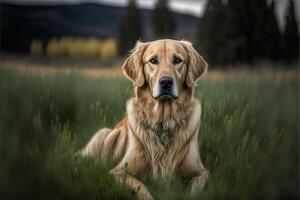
[122,41,148,87]
[180,41,208,88]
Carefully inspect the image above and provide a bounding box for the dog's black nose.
[159,76,173,89]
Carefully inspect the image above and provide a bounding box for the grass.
[0,68,299,200]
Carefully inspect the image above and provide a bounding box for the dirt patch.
[1,56,299,82]
[0,59,123,78]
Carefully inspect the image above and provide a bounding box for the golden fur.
[81,39,209,200]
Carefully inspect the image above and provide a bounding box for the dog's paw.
[136,186,154,200]
[190,171,209,194]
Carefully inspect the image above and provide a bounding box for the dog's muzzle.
[154,76,178,101]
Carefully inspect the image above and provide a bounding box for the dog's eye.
[149,58,159,65]
[173,57,182,64]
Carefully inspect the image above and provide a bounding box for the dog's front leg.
[110,139,153,200]
[110,169,154,200]
[190,167,209,193]
[177,133,209,194]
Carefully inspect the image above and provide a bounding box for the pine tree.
[196,0,224,65]
[197,0,284,66]
[264,0,283,61]
[283,0,299,64]
[119,0,142,55]
[197,0,246,66]
[152,0,176,39]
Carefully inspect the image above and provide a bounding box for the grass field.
[0,65,299,200]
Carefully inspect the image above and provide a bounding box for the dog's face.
[122,39,207,101]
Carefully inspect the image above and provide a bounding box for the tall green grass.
[0,69,298,200]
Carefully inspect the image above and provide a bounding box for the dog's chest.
[150,144,182,178]
[129,100,196,177]
[142,123,186,177]
[150,123,174,146]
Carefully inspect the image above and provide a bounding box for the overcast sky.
[1,0,206,16]
[1,0,299,28]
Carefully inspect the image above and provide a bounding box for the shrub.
[100,39,118,59]
[46,38,60,56]
[30,40,43,55]
[45,36,118,59]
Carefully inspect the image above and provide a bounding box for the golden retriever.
[81,39,209,200]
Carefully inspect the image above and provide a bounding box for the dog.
[81,39,209,200]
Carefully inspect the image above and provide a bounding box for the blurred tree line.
[119,0,299,66]
[197,0,299,66]
[119,0,176,55]
[31,37,118,59]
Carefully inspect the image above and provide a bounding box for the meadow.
[0,65,299,200]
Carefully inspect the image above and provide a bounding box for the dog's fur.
[81,39,209,200]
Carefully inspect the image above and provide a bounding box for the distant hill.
[0,2,199,53]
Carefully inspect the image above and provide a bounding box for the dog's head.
[122,39,207,101]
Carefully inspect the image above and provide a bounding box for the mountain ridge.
[0,2,199,53]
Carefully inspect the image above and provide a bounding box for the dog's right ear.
[122,41,148,87]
